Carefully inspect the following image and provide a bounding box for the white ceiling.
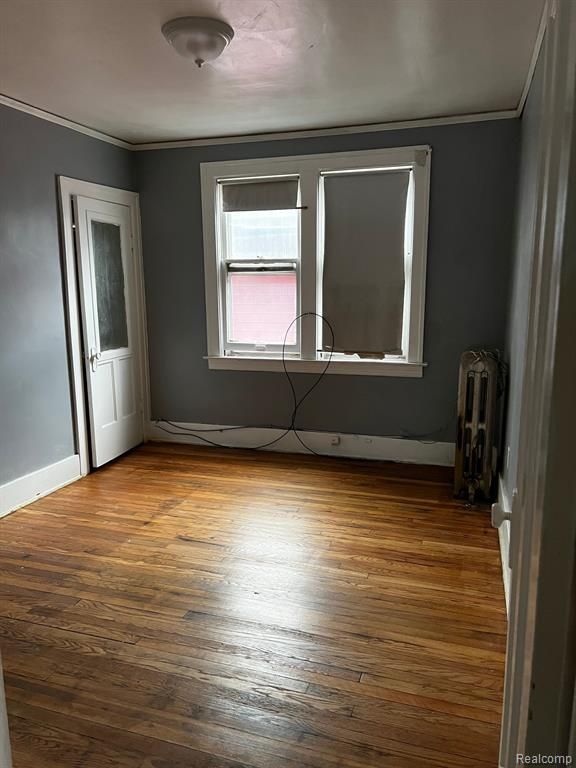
[0,0,545,145]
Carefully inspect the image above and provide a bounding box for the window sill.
[206,356,425,377]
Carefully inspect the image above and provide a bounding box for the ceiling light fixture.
[161,16,234,68]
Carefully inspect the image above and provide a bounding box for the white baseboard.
[0,455,81,519]
[147,421,455,467]
[497,475,513,616]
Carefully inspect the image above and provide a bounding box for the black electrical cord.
[154,312,449,453]
[282,312,334,456]
[154,311,335,454]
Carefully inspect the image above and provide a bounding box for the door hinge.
[549,0,558,20]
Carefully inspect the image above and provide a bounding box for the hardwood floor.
[0,443,507,768]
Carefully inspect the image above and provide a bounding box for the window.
[201,146,430,377]
[219,180,301,354]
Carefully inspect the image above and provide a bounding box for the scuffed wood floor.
[0,443,507,767]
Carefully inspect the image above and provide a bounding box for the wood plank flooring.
[0,443,507,767]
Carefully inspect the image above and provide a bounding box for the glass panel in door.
[91,220,129,351]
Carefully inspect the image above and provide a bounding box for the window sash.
[221,210,301,263]
[222,262,301,354]
[225,260,298,271]
[218,187,302,354]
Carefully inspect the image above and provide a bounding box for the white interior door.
[74,195,143,467]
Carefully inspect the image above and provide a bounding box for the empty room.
[1,1,575,766]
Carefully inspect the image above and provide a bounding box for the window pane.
[228,273,297,345]
[91,220,129,351]
[225,209,299,261]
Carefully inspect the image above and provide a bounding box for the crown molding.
[7,37,558,155]
[0,94,132,149]
[0,91,519,151]
[131,110,519,151]
[517,0,550,117]
[0,1,549,154]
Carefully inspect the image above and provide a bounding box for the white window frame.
[200,145,431,377]
[218,184,302,357]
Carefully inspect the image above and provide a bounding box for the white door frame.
[500,0,576,763]
[58,177,150,476]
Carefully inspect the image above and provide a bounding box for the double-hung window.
[201,146,430,377]
[219,177,301,356]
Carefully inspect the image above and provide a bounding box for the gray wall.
[502,46,545,497]
[136,119,519,441]
[0,105,134,485]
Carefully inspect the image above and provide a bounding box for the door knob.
[89,348,102,372]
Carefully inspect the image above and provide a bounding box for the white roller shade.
[221,178,299,212]
[322,170,410,356]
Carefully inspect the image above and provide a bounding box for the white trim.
[0,456,80,519]
[200,144,430,176]
[0,91,517,150]
[147,421,455,466]
[0,93,131,149]
[58,177,151,476]
[132,110,517,151]
[131,201,152,428]
[406,151,431,364]
[517,0,551,117]
[200,147,430,374]
[206,356,424,377]
[299,169,320,359]
[499,521,511,614]
[495,475,513,616]
[200,167,223,357]
[500,2,576,762]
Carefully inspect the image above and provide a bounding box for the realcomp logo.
[517,757,573,765]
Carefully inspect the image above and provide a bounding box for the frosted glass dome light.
[161,17,234,68]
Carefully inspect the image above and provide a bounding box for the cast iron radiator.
[454,350,504,503]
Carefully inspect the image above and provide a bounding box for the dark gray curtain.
[221,179,299,212]
[322,170,410,356]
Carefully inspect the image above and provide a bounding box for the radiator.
[454,350,502,503]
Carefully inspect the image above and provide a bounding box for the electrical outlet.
[330,436,341,446]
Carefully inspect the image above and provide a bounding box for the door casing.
[499,0,576,763]
[58,176,150,476]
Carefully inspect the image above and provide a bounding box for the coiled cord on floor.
[154,312,335,455]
